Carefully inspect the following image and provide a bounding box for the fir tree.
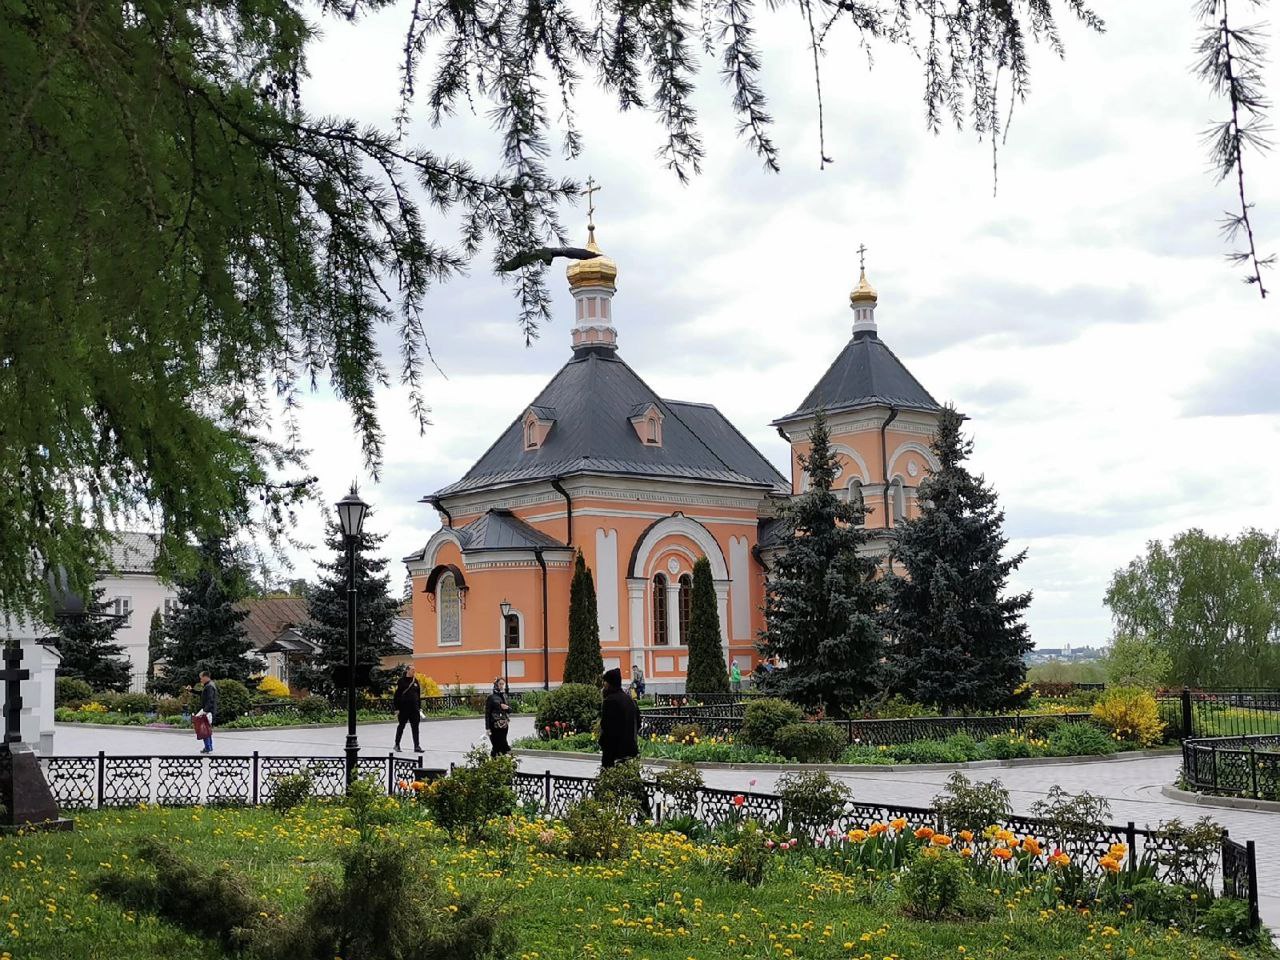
[759,410,885,716]
[684,557,730,696]
[563,551,603,685]
[146,608,164,684]
[884,406,1033,714]
[56,587,133,692]
[295,515,401,698]
[152,538,259,694]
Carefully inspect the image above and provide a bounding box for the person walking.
[195,671,217,754]
[629,663,646,699]
[485,678,512,756]
[599,667,640,769]
[730,661,742,693]
[392,665,423,753]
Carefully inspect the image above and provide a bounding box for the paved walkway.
[52,720,1279,930]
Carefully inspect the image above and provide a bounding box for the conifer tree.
[759,411,885,715]
[56,587,133,692]
[153,538,259,693]
[684,556,730,696]
[146,608,165,684]
[884,406,1032,713]
[563,551,603,685]
[295,515,400,698]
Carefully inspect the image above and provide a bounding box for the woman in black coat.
[485,678,511,756]
[393,665,422,753]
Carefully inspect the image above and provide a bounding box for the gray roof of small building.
[390,616,414,651]
[433,352,783,498]
[455,510,566,551]
[103,532,160,574]
[774,331,940,425]
[756,516,788,550]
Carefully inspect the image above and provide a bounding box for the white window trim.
[499,610,524,650]
[437,573,463,647]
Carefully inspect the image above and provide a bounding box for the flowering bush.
[256,675,290,698]
[534,683,600,735]
[1092,687,1165,747]
[417,674,443,698]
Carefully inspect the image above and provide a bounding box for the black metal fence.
[1181,735,1280,801]
[640,708,1093,745]
[650,692,760,708]
[1156,689,1280,739]
[38,752,1260,929]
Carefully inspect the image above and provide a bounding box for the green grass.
[0,805,1269,960]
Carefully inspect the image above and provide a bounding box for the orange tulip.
[991,847,1013,862]
[914,826,935,841]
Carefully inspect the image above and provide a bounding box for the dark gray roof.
[757,517,788,550]
[528,405,557,421]
[663,401,789,494]
[433,352,777,497]
[390,616,414,651]
[455,510,566,551]
[774,331,940,424]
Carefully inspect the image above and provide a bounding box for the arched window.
[438,572,461,646]
[647,417,658,443]
[891,478,906,525]
[524,419,535,449]
[678,574,692,642]
[847,478,864,510]
[652,573,668,646]
[503,612,521,649]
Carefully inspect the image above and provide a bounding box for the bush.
[269,771,314,814]
[257,675,290,698]
[214,678,252,721]
[94,690,121,710]
[564,797,633,861]
[723,819,771,886]
[773,722,844,763]
[1092,686,1164,746]
[890,734,981,764]
[1130,879,1194,926]
[535,683,600,735]
[93,840,264,950]
[422,747,517,839]
[55,676,93,707]
[978,732,1037,760]
[932,772,1011,834]
[593,759,649,815]
[1047,722,1117,757]
[251,834,512,960]
[155,695,186,717]
[296,695,331,719]
[345,775,404,837]
[1029,785,1111,859]
[417,674,443,698]
[667,722,704,745]
[861,694,939,719]
[114,692,154,714]
[740,698,804,749]
[775,770,851,840]
[896,848,982,920]
[653,763,704,817]
[1198,896,1261,945]
[1022,715,1062,740]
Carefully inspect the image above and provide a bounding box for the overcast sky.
[277,1,1279,651]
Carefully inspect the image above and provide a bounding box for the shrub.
[346,774,404,837]
[55,676,93,707]
[269,771,314,814]
[1047,722,1117,757]
[1022,715,1062,739]
[1130,879,1195,926]
[565,797,633,861]
[1198,896,1261,945]
[250,834,512,960]
[422,747,517,839]
[1092,686,1164,746]
[932,772,1011,834]
[154,696,186,717]
[593,759,649,815]
[256,675,290,698]
[861,694,938,719]
[896,848,970,920]
[978,732,1037,760]
[296,695,331,719]
[890,734,980,764]
[653,763,704,817]
[775,770,850,840]
[93,840,264,950]
[417,674,443,698]
[667,722,704,744]
[724,819,771,886]
[740,698,804,749]
[93,690,121,710]
[1150,817,1223,891]
[215,678,252,721]
[535,683,600,735]
[1029,785,1111,858]
[773,722,844,763]
[114,692,154,714]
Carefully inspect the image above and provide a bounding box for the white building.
[96,533,178,692]
[1,617,61,755]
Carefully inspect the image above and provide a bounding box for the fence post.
[1247,840,1260,930]
[387,754,395,796]
[96,750,105,809]
[1180,688,1193,739]
[1125,823,1137,876]
[252,751,260,806]
[1211,744,1219,792]
[1250,747,1258,799]
[543,769,551,810]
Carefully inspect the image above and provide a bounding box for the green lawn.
[0,804,1270,960]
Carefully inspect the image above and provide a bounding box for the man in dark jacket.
[598,667,640,768]
[392,665,423,753]
[197,671,217,754]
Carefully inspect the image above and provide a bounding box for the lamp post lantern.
[336,486,369,791]
[499,599,512,690]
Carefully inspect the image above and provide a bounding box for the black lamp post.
[499,599,512,690]
[336,486,369,791]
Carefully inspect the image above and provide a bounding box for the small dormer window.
[629,402,664,446]
[522,405,557,450]
[647,417,658,443]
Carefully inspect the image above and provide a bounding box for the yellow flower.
[1021,837,1042,857]
[959,847,975,858]
[890,818,907,832]
[958,830,974,843]
[1108,843,1127,862]
[847,829,868,843]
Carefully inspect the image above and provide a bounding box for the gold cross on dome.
[857,242,868,273]
[584,176,602,227]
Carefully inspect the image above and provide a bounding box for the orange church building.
[404,228,945,691]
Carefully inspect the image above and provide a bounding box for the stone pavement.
[54,720,1279,930]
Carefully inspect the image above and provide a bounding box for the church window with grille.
[652,573,668,645]
[678,574,692,643]
[438,572,461,646]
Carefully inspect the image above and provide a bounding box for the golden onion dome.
[566,227,618,290]
[849,267,878,306]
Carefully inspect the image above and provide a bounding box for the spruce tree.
[56,587,133,692]
[563,551,604,685]
[146,608,165,684]
[295,514,400,698]
[684,556,730,696]
[759,410,885,716]
[153,537,259,693]
[884,406,1033,714]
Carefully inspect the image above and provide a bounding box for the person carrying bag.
[392,665,423,753]
[485,678,511,756]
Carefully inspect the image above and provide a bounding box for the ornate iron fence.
[639,709,1093,745]
[650,693,760,707]
[1181,735,1280,800]
[1157,689,1280,739]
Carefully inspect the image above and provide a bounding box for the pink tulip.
[765,839,775,849]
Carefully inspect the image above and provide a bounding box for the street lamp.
[499,599,512,690]
[336,486,369,790]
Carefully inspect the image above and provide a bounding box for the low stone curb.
[1160,783,1280,814]
[57,714,507,733]
[512,746,1180,773]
